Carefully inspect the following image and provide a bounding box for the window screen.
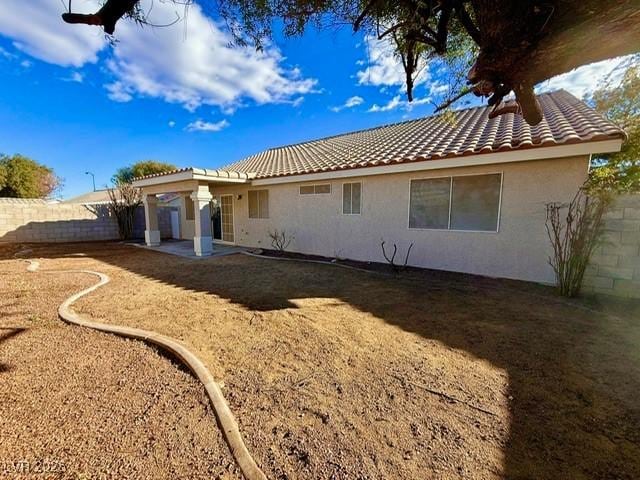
[248,190,269,219]
[450,174,501,231]
[300,184,331,195]
[258,190,269,218]
[409,178,451,229]
[343,182,362,215]
[408,174,502,231]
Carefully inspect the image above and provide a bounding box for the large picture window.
[342,182,362,215]
[248,190,269,219]
[409,177,450,229]
[409,173,502,232]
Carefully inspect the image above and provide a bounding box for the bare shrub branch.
[269,229,294,251]
[545,188,611,297]
[107,182,142,240]
[381,240,414,273]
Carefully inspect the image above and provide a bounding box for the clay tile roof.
[133,167,253,182]
[222,90,624,179]
[134,167,194,181]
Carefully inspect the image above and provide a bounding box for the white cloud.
[105,81,133,102]
[0,0,106,67]
[536,55,634,99]
[356,35,635,111]
[0,0,317,112]
[368,95,431,113]
[186,119,230,132]
[428,81,449,97]
[356,35,435,115]
[368,95,402,112]
[330,95,364,112]
[356,35,429,89]
[20,59,32,68]
[168,120,176,128]
[104,2,317,112]
[62,71,84,83]
[0,46,16,59]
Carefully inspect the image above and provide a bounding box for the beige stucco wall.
[177,193,195,240]
[209,155,589,284]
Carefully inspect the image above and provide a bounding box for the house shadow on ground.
[10,241,640,480]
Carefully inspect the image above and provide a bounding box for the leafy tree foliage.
[112,160,177,184]
[588,62,640,194]
[0,154,62,198]
[0,162,6,189]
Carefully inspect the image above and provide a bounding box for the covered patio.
[132,168,253,257]
[131,239,247,259]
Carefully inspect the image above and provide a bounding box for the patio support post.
[143,194,161,246]
[190,186,213,256]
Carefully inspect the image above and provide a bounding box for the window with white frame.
[248,190,269,219]
[342,182,362,215]
[300,184,331,195]
[409,173,502,231]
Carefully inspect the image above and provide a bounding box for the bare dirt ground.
[2,241,640,480]
[0,245,240,480]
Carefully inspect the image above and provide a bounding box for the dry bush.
[381,240,414,273]
[545,189,611,297]
[269,229,294,251]
[108,182,142,240]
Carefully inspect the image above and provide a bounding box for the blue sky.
[0,0,629,198]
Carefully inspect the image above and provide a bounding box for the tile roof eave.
[249,133,624,181]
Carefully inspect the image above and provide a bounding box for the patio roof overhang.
[132,168,254,188]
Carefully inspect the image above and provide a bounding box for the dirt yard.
[0,245,240,479]
[2,241,640,480]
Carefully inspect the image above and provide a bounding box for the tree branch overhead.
[61,0,640,125]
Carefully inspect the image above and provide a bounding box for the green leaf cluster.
[0,154,62,198]
[112,160,177,185]
[588,62,640,194]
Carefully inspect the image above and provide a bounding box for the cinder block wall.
[0,198,173,243]
[583,194,640,298]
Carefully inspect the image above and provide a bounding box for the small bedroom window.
[300,184,331,195]
[342,182,362,215]
[248,190,269,219]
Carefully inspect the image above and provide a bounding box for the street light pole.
[85,171,96,192]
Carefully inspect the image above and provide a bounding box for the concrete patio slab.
[129,240,246,259]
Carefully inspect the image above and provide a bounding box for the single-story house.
[132,90,624,284]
